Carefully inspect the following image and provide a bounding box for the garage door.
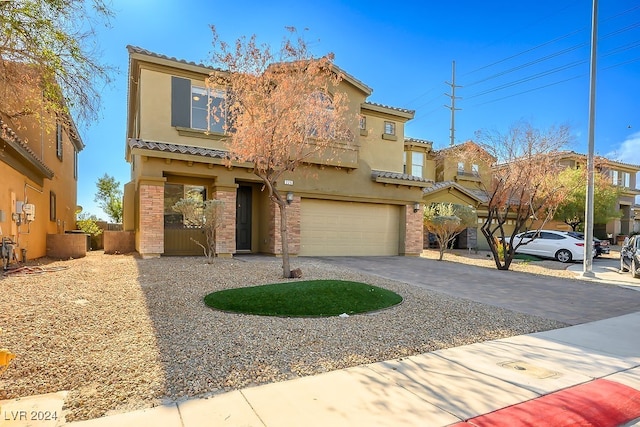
[300,199,400,256]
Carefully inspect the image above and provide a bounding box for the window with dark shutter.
[56,123,63,160]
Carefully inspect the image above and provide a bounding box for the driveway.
[312,255,640,325]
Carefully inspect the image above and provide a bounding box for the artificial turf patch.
[203,280,403,317]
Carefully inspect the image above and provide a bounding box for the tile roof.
[555,150,640,170]
[0,119,54,178]
[405,137,434,146]
[127,45,373,97]
[371,170,433,187]
[127,45,220,72]
[422,181,488,203]
[363,102,415,116]
[128,138,228,159]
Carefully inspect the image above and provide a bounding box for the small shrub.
[76,213,103,237]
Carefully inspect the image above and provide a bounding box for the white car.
[512,230,594,263]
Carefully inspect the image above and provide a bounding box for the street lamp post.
[582,0,598,278]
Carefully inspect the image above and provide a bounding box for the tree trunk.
[278,200,291,278]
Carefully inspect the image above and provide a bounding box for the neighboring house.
[0,100,84,261]
[412,141,494,250]
[123,46,430,258]
[414,143,640,250]
[551,151,640,240]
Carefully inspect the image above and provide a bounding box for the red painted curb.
[450,378,640,427]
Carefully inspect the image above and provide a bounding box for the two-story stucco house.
[123,46,430,258]
[0,72,84,263]
[553,151,640,240]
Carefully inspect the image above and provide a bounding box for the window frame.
[56,122,63,161]
[73,148,78,180]
[191,85,226,133]
[49,191,56,222]
[411,152,424,177]
[359,116,366,130]
[383,121,395,136]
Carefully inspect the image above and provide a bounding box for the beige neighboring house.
[0,82,84,262]
[405,141,640,250]
[123,46,431,258]
[552,151,640,241]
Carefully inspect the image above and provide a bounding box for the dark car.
[620,235,640,279]
[565,231,610,257]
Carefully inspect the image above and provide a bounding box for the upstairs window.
[411,152,424,177]
[74,149,78,180]
[472,164,479,176]
[171,76,226,133]
[610,170,630,187]
[403,151,408,174]
[191,86,225,133]
[56,122,63,161]
[359,116,366,130]
[384,121,395,135]
[457,162,465,174]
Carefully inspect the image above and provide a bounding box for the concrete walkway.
[61,312,640,426]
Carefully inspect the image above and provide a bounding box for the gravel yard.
[0,251,566,422]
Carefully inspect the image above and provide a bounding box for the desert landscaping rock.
[0,251,565,422]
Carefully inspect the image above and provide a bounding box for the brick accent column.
[268,196,300,255]
[213,187,237,257]
[138,179,165,258]
[402,203,423,256]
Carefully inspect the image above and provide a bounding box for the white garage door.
[300,199,400,256]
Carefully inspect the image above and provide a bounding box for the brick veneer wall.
[104,231,136,254]
[138,183,164,258]
[46,234,87,259]
[268,196,300,255]
[213,189,236,257]
[403,205,424,255]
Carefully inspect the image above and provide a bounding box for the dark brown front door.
[236,186,252,251]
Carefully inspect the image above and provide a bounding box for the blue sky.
[78,0,640,218]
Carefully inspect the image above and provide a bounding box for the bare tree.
[424,203,477,260]
[208,26,354,278]
[458,122,573,270]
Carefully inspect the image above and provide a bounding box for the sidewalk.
[566,256,640,291]
[57,311,639,426]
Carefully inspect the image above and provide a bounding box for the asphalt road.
[313,256,640,325]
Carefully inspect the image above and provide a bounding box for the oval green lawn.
[204,280,403,317]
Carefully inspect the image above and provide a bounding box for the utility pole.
[582,0,598,278]
[445,60,462,146]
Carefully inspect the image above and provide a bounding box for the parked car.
[620,235,640,279]
[564,231,610,257]
[512,230,594,263]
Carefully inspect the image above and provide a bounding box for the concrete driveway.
[313,255,640,326]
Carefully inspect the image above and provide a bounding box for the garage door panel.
[300,199,400,256]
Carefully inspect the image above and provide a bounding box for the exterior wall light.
[413,202,421,213]
[286,192,294,205]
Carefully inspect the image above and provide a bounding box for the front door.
[236,186,252,251]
